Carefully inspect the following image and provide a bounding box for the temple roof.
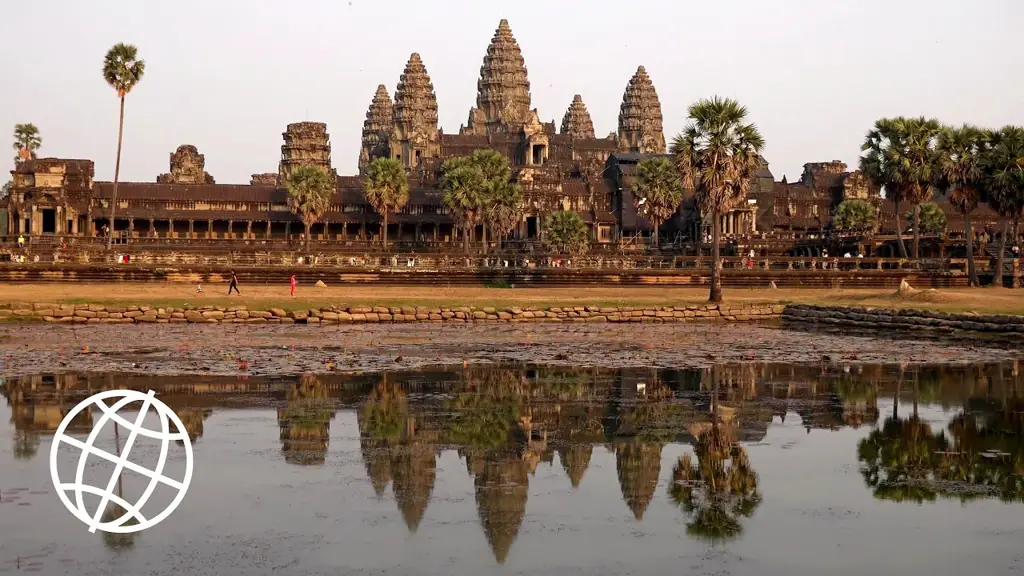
[617,66,666,154]
[475,19,532,128]
[363,85,393,139]
[561,95,596,139]
[393,53,439,137]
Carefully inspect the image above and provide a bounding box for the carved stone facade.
[359,85,394,172]
[250,173,278,186]
[279,122,335,184]
[561,95,596,139]
[617,66,666,154]
[461,19,537,136]
[157,145,215,185]
[390,53,440,170]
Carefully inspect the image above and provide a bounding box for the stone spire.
[359,84,394,171]
[157,145,214,184]
[391,53,440,168]
[392,53,439,141]
[617,66,666,154]
[462,19,534,135]
[560,95,595,139]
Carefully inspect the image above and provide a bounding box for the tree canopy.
[905,202,946,235]
[541,210,589,254]
[12,123,42,163]
[631,156,683,246]
[832,199,878,233]
[362,157,410,246]
[286,165,335,251]
[103,43,146,97]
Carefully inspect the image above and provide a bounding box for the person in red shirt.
[290,274,297,298]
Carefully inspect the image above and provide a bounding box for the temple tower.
[278,122,335,183]
[560,95,596,139]
[617,66,666,154]
[462,19,538,136]
[359,84,394,172]
[390,53,440,169]
[157,145,215,184]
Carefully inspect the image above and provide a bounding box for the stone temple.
[2,19,995,250]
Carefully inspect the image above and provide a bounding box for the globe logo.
[49,389,194,534]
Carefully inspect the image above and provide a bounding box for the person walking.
[227,270,240,295]
[289,274,297,298]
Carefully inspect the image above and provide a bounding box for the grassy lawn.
[0,283,1022,315]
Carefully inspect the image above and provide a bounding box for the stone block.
[202,311,225,320]
[279,317,295,324]
[306,317,321,324]
[269,308,287,317]
[321,311,339,321]
[291,310,309,321]
[73,310,97,318]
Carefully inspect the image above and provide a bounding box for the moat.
[2,363,1022,576]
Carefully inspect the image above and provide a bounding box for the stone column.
[266,221,271,238]
[149,218,156,238]
[207,219,213,239]
[246,220,253,239]
[168,218,174,238]
[129,219,135,237]
[228,220,234,239]
[188,220,194,238]
[359,221,366,240]
[415,222,422,243]
[285,222,291,239]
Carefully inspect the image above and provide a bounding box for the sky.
[2,0,1022,185]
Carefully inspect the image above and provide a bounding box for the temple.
[2,19,1001,254]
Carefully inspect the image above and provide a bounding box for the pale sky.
[3,0,1021,185]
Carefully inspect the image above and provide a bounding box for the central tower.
[461,19,538,136]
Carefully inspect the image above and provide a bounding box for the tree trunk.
[893,365,902,420]
[994,218,1008,288]
[709,211,723,303]
[107,96,126,251]
[463,222,470,254]
[305,221,311,253]
[964,211,978,287]
[382,211,389,248]
[652,218,659,250]
[893,199,908,258]
[912,204,921,260]
[482,225,488,255]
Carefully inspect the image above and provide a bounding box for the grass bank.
[0,283,1022,316]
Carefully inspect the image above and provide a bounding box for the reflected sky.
[1,363,1022,576]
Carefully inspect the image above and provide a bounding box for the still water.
[2,364,1022,576]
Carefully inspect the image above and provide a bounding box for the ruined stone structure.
[4,18,1004,252]
[157,145,215,185]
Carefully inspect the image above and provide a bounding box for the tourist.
[227,271,240,295]
[17,235,25,248]
[196,283,203,296]
[290,274,297,298]
[844,252,851,258]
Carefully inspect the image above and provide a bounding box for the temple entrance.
[526,216,538,239]
[42,209,57,234]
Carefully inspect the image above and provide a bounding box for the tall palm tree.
[102,43,146,250]
[12,123,42,163]
[483,179,523,250]
[935,124,988,287]
[470,149,515,252]
[671,96,765,303]
[362,157,410,248]
[632,156,683,248]
[286,165,335,252]
[440,156,486,254]
[983,126,1024,288]
[860,116,942,260]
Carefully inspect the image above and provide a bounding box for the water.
[1,364,1022,575]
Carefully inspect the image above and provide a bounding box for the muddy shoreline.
[0,323,1018,377]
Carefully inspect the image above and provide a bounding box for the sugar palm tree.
[632,156,683,248]
[470,149,515,251]
[541,210,589,254]
[12,123,42,163]
[482,179,523,250]
[102,43,146,250]
[935,125,988,286]
[440,156,486,254]
[984,126,1024,288]
[832,199,878,234]
[285,165,335,252]
[860,116,942,260]
[362,157,409,248]
[671,96,765,303]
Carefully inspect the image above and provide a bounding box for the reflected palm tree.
[99,499,139,551]
[857,416,946,503]
[13,429,40,460]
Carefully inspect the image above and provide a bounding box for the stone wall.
[0,302,782,325]
[782,304,1024,335]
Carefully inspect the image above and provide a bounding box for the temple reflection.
[4,361,1022,563]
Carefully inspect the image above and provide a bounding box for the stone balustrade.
[0,302,783,325]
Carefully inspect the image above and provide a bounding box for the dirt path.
[1,283,1023,315]
[0,322,1018,377]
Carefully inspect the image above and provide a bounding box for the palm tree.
[983,126,1024,288]
[906,202,946,235]
[541,210,590,254]
[102,43,146,250]
[285,165,335,252]
[482,180,524,250]
[935,125,988,286]
[632,157,684,248]
[362,157,409,248]
[671,96,765,303]
[860,116,942,260]
[12,123,42,163]
[440,156,486,254]
[470,149,515,252]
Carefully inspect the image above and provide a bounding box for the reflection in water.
[3,362,1023,569]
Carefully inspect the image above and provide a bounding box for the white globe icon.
[49,389,194,534]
